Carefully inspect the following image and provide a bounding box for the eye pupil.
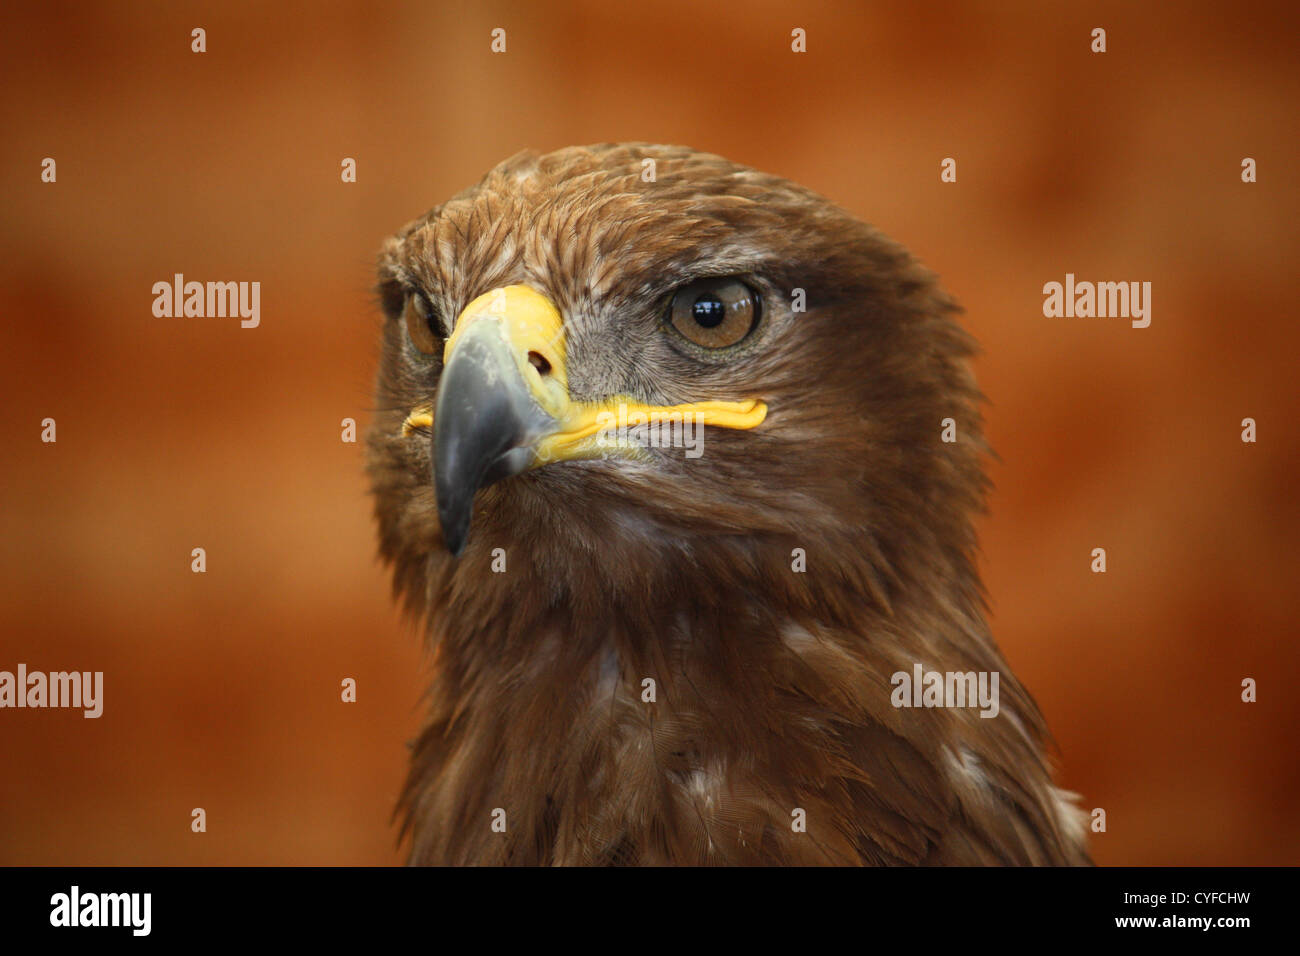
[692,294,726,328]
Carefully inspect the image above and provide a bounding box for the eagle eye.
[667,278,759,349]
[403,291,440,355]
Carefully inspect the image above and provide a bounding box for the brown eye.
[668,278,759,349]
[403,292,440,354]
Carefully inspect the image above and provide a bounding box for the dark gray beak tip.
[432,330,554,557]
[441,519,469,559]
[434,464,478,559]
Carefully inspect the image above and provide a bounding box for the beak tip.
[438,508,470,558]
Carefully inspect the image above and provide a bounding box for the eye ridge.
[667,277,760,350]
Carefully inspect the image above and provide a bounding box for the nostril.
[527,351,552,376]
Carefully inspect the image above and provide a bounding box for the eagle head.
[367,143,1088,866]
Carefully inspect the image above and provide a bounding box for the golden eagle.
[367,144,1088,865]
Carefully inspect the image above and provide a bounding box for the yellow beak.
[404,285,767,554]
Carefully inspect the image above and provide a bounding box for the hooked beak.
[402,285,767,556]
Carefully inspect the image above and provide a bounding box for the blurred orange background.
[1,0,1296,865]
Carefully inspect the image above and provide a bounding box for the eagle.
[367,143,1089,866]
